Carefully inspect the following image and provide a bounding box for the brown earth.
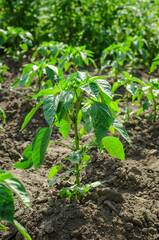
[0,58,159,240]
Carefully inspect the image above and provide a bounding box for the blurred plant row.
[0,0,159,64]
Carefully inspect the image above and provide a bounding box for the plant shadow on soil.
[0,58,159,240]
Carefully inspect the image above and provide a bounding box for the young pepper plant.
[32,42,97,72]
[133,78,159,122]
[10,58,63,93]
[112,71,138,121]
[14,71,131,199]
[0,170,32,240]
[0,62,8,90]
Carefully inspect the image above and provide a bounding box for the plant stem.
[74,116,80,187]
[73,90,82,188]
[126,90,130,121]
[38,76,42,92]
[49,141,74,151]
[151,90,157,122]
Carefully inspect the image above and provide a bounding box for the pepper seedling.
[14,71,131,199]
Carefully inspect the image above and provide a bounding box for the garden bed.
[0,59,159,240]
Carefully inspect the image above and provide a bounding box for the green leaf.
[95,79,112,99]
[117,51,125,64]
[13,220,32,240]
[20,43,28,51]
[134,78,146,87]
[89,82,99,99]
[137,107,143,116]
[0,183,14,223]
[64,62,72,71]
[4,178,31,208]
[49,165,64,180]
[0,224,9,230]
[20,73,30,88]
[57,91,74,121]
[150,61,159,73]
[21,102,43,131]
[83,115,93,133]
[143,99,151,110]
[0,106,6,123]
[13,144,33,170]
[69,149,83,164]
[25,71,35,88]
[9,78,20,90]
[0,170,13,182]
[126,83,137,96]
[77,71,88,82]
[48,170,72,187]
[32,89,55,99]
[43,80,53,89]
[22,63,33,75]
[80,82,99,100]
[102,137,125,160]
[76,181,105,195]
[45,66,55,83]
[43,95,60,126]
[111,119,131,145]
[59,119,71,140]
[110,101,120,113]
[48,175,63,187]
[32,127,52,170]
[85,180,105,189]
[82,155,90,162]
[0,75,3,83]
[90,102,113,144]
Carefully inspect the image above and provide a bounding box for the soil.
[0,57,159,240]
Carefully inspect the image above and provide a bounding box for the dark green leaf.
[13,144,33,170]
[0,183,14,223]
[48,170,72,186]
[43,95,60,126]
[80,82,99,99]
[48,175,63,186]
[69,149,83,164]
[143,99,151,110]
[45,66,55,83]
[90,102,113,144]
[21,102,43,131]
[57,91,74,121]
[9,78,20,90]
[95,79,112,99]
[5,178,31,208]
[117,51,125,64]
[32,127,52,170]
[83,115,93,133]
[20,73,30,88]
[112,119,131,145]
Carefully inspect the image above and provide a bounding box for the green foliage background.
[0,0,159,61]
